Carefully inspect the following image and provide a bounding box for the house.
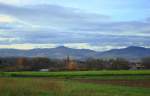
[39,69,49,72]
[130,62,145,70]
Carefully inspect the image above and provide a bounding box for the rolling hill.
[0,46,150,60]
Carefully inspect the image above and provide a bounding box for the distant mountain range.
[0,46,150,60]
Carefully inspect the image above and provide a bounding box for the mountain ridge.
[0,46,150,60]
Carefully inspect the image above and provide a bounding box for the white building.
[39,69,49,72]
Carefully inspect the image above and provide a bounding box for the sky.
[0,0,150,51]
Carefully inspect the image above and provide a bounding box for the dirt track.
[74,79,150,88]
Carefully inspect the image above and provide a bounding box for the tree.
[141,57,150,69]
[16,57,29,71]
[111,58,130,70]
[85,58,106,70]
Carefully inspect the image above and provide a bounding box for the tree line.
[0,57,150,71]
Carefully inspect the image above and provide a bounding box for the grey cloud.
[0,3,150,50]
[0,3,110,28]
[74,20,150,34]
[0,3,150,35]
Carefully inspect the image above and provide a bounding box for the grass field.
[0,78,150,96]
[1,70,150,78]
[0,70,150,96]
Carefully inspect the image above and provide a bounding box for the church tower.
[66,56,77,70]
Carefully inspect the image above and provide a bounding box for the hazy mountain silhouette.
[0,46,150,60]
[99,46,150,60]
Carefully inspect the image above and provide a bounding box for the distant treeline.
[0,57,150,71]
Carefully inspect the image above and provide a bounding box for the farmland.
[1,70,150,78]
[0,78,150,96]
[0,70,150,96]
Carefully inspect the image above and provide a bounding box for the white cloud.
[0,0,30,5]
[0,43,57,50]
[0,0,48,6]
[0,37,18,42]
[0,15,15,23]
[0,0,23,5]
[0,42,126,51]
[64,43,126,51]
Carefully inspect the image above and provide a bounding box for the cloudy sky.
[0,0,150,51]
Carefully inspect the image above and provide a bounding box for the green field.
[1,70,150,78]
[0,78,150,96]
[0,70,150,96]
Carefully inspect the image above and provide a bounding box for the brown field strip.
[74,79,150,88]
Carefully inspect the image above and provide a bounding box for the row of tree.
[0,57,150,71]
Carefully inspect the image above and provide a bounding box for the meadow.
[0,70,150,96]
[1,70,150,78]
[0,78,150,96]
